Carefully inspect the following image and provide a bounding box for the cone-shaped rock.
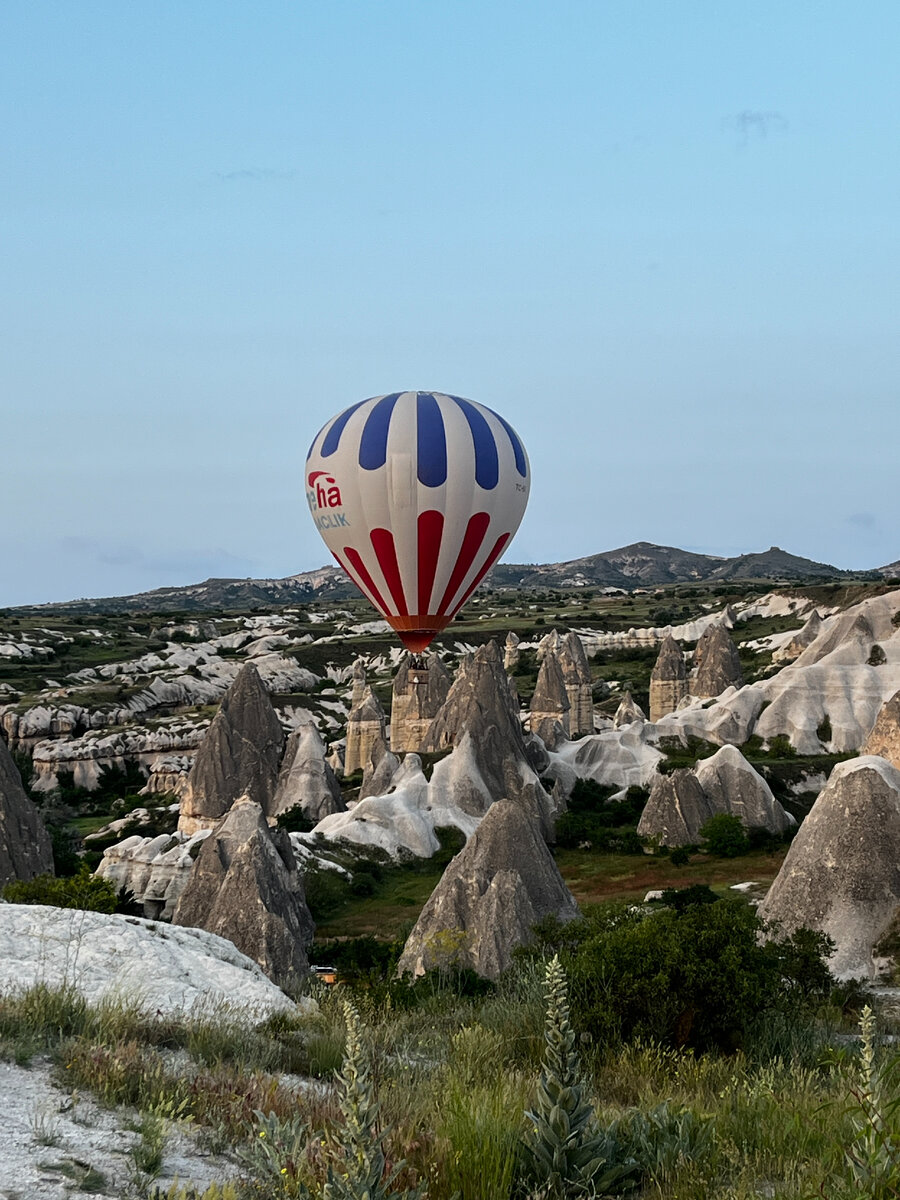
[614,690,645,728]
[637,769,717,847]
[692,624,743,698]
[423,641,553,833]
[178,664,284,835]
[344,685,386,776]
[396,799,579,980]
[695,744,792,833]
[350,658,367,708]
[389,653,451,754]
[649,634,687,722]
[504,631,520,671]
[862,688,900,770]
[530,652,570,749]
[0,737,54,886]
[271,723,345,823]
[559,632,594,736]
[773,610,823,664]
[173,796,313,988]
[358,733,400,801]
[758,758,900,977]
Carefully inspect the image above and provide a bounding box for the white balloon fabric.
[306,391,530,651]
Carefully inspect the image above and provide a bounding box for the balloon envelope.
[306,391,530,652]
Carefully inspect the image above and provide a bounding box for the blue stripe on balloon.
[320,399,368,458]
[494,412,528,478]
[358,393,400,470]
[416,393,447,487]
[450,396,499,490]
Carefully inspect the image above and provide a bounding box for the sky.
[2,1,899,606]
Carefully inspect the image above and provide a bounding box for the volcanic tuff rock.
[863,689,900,769]
[173,797,314,989]
[358,734,401,801]
[530,651,570,749]
[0,734,54,886]
[694,744,792,833]
[344,686,387,776]
[422,640,553,834]
[692,624,744,698]
[773,610,823,664]
[389,653,451,754]
[558,632,594,736]
[396,799,579,980]
[614,691,645,728]
[271,723,345,822]
[758,758,900,978]
[96,829,211,920]
[178,664,284,836]
[636,770,718,847]
[350,658,367,708]
[649,634,688,722]
[504,631,520,671]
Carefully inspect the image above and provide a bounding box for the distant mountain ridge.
[13,541,887,614]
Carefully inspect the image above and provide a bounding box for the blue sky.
[2,1,898,605]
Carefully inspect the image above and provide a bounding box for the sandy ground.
[0,1058,234,1199]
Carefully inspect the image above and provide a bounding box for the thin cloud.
[724,110,788,148]
[846,512,879,532]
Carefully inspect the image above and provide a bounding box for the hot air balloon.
[306,391,530,653]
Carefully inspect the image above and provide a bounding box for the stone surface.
[344,685,387,776]
[559,631,594,736]
[396,798,579,980]
[649,634,688,722]
[173,797,314,989]
[773,610,823,663]
[0,903,301,1018]
[95,829,211,920]
[389,653,451,754]
[504,630,520,671]
[614,690,645,727]
[636,769,718,847]
[758,758,900,978]
[271,723,345,822]
[692,624,744,698]
[0,735,54,887]
[694,744,792,833]
[423,640,553,834]
[530,651,570,749]
[178,664,284,835]
[358,733,400,801]
[862,688,900,769]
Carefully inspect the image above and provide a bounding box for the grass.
[555,847,787,904]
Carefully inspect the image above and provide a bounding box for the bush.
[567,898,833,1052]
[699,813,750,857]
[2,864,118,912]
[868,643,887,666]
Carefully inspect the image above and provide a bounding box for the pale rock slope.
[0,904,299,1019]
[95,829,211,919]
[759,757,900,978]
[694,745,792,833]
[863,688,900,769]
[271,722,345,822]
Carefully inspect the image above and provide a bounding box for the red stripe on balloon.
[436,511,491,616]
[449,532,511,618]
[417,510,444,615]
[339,547,390,616]
[370,528,409,616]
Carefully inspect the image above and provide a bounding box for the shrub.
[699,813,750,858]
[668,847,690,866]
[868,643,887,666]
[817,713,833,744]
[2,864,118,912]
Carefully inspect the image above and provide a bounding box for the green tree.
[699,812,750,857]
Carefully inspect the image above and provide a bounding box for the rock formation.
[96,829,211,920]
[396,799,579,980]
[773,610,823,663]
[0,735,54,887]
[694,744,792,833]
[271,723,345,823]
[173,796,314,989]
[178,664,284,836]
[358,734,401,801]
[692,624,744,698]
[614,691,645,728]
[423,640,553,833]
[636,770,717,847]
[504,631,520,671]
[558,632,594,736]
[389,653,451,754]
[862,688,900,769]
[344,686,387,776]
[759,758,900,977]
[649,634,688,722]
[349,658,367,708]
[530,651,570,749]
